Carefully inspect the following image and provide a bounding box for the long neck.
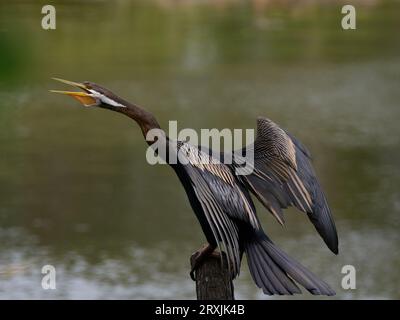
[111,99,161,144]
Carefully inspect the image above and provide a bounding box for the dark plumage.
[239,117,338,254]
[52,79,338,296]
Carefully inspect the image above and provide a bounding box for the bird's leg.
[190,243,217,281]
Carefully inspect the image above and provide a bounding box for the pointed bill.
[50,90,97,106]
[51,78,88,91]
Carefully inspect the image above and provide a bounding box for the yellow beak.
[50,78,98,107]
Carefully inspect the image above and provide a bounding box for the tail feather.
[245,233,335,296]
[246,247,275,295]
[252,244,301,294]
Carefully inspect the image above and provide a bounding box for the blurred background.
[0,0,399,299]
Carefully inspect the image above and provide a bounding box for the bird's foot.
[190,243,216,281]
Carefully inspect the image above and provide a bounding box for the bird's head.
[50,78,128,110]
[50,77,161,139]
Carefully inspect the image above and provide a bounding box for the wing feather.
[237,117,338,254]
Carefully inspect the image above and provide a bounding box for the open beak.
[50,78,98,107]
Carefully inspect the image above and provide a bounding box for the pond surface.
[0,0,399,299]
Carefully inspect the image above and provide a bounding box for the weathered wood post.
[190,249,234,300]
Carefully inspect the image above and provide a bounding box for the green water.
[0,0,399,299]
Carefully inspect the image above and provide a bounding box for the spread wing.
[238,117,338,254]
[178,142,261,277]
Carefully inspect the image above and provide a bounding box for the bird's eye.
[83,81,93,90]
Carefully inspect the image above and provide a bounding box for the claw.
[190,243,216,282]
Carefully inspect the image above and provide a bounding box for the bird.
[51,78,338,296]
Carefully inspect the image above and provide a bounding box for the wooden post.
[190,249,234,300]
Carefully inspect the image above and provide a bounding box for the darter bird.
[51,78,338,296]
